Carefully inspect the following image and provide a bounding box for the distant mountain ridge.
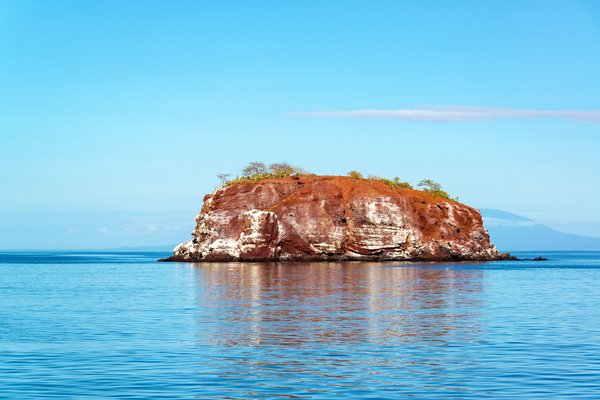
[481,209,600,251]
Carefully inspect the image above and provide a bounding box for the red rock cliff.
[165,175,508,262]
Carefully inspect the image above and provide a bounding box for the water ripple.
[1,251,600,398]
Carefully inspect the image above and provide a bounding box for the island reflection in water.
[191,262,484,348]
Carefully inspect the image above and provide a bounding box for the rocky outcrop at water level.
[162,175,511,262]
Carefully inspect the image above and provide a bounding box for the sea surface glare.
[1,251,600,399]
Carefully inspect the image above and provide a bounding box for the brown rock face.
[165,176,509,262]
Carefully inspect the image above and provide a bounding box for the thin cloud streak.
[290,107,600,122]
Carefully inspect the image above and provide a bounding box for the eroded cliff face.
[165,176,508,262]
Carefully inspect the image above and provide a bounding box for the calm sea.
[1,251,599,399]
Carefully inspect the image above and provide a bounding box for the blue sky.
[1,0,600,249]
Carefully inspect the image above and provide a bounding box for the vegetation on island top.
[217,162,457,201]
[346,171,455,200]
[218,162,305,187]
[416,179,455,201]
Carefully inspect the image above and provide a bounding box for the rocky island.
[163,164,510,262]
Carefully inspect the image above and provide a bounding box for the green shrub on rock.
[379,177,413,189]
[223,162,305,187]
[348,170,363,180]
[417,179,452,200]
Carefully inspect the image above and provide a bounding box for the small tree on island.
[269,162,301,176]
[217,173,231,186]
[222,161,306,187]
[242,162,268,177]
[418,179,451,200]
[348,170,363,180]
[418,179,442,192]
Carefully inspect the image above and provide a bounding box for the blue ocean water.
[1,251,600,399]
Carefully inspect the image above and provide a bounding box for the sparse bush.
[242,161,268,177]
[269,162,304,177]
[379,177,413,190]
[225,173,275,187]
[216,173,231,186]
[348,170,363,180]
[223,162,306,187]
[418,179,442,192]
[418,179,452,200]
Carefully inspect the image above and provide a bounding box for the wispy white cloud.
[290,106,600,122]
